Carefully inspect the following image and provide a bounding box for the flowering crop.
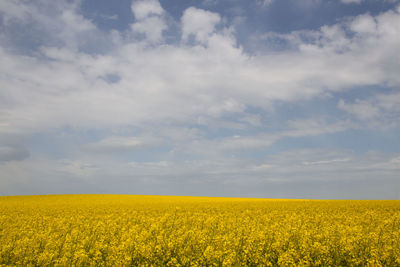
[1,195,399,266]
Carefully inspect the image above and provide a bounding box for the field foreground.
[0,195,399,266]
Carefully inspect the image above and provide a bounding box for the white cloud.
[0,0,31,21]
[130,0,166,43]
[181,7,221,43]
[284,118,353,137]
[302,158,351,165]
[84,137,144,153]
[376,92,400,111]
[158,117,353,163]
[350,13,377,34]
[131,0,164,20]
[338,99,380,121]
[98,14,118,20]
[1,3,399,134]
[253,149,400,181]
[256,0,275,7]
[338,92,400,127]
[341,0,362,4]
[239,114,262,127]
[1,147,398,198]
[0,0,111,52]
[131,16,167,43]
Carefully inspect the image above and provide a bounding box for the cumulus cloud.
[1,2,400,134]
[131,16,167,43]
[350,13,377,33]
[131,0,164,20]
[181,7,221,43]
[131,0,166,43]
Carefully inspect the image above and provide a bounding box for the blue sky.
[0,0,399,199]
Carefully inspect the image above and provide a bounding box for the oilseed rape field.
[1,195,399,266]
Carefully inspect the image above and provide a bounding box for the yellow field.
[0,195,399,266]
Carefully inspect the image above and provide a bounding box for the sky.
[0,0,399,199]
